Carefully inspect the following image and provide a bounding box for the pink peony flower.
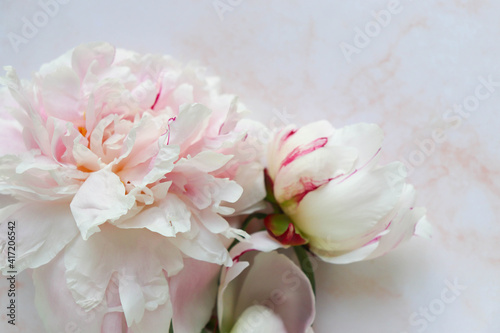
[0,42,266,331]
[266,121,431,264]
[218,231,315,333]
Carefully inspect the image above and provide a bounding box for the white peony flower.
[218,231,315,333]
[266,121,431,264]
[0,42,266,331]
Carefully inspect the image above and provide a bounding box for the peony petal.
[219,250,315,333]
[273,145,357,205]
[197,209,230,234]
[225,162,267,216]
[218,261,250,332]
[116,113,168,172]
[119,278,146,326]
[73,136,104,171]
[170,226,232,266]
[131,301,173,333]
[231,305,288,333]
[36,66,81,122]
[312,240,380,264]
[135,139,179,188]
[33,254,108,333]
[90,114,116,159]
[366,184,429,260]
[229,231,284,260]
[292,162,406,246]
[168,103,211,152]
[169,258,221,333]
[0,202,78,273]
[116,193,191,236]
[172,83,194,106]
[311,185,429,264]
[211,178,244,213]
[72,42,116,81]
[64,225,183,324]
[70,168,135,240]
[217,232,284,331]
[328,123,384,169]
[268,121,334,180]
[415,215,432,238]
[233,252,315,333]
[0,87,26,155]
[175,150,234,173]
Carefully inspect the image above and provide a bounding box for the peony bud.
[267,121,431,264]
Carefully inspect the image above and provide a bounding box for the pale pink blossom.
[0,42,265,331]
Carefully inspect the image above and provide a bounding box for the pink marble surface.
[1,0,499,332]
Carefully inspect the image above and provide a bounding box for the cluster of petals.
[0,41,432,333]
[0,42,265,331]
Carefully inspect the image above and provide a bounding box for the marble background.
[1,0,499,332]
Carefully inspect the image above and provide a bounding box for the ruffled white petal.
[33,254,108,333]
[169,103,211,151]
[70,168,135,240]
[116,193,191,236]
[169,225,232,266]
[0,202,78,273]
[64,225,183,325]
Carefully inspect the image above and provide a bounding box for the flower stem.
[240,212,267,231]
[228,212,267,251]
[293,246,316,294]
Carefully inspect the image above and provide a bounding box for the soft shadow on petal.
[33,253,107,333]
[170,224,232,266]
[64,224,183,325]
[169,258,221,333]
[131,301,172,333]
[366,184,429,260]
[0,202,78,273]
[219,249,315,333]
[293,162,405,244]
[234,252,315,333]
[70,169,135,240]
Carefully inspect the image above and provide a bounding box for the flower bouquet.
[0,43,430,332]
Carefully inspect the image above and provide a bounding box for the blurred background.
[1,0,499,332]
